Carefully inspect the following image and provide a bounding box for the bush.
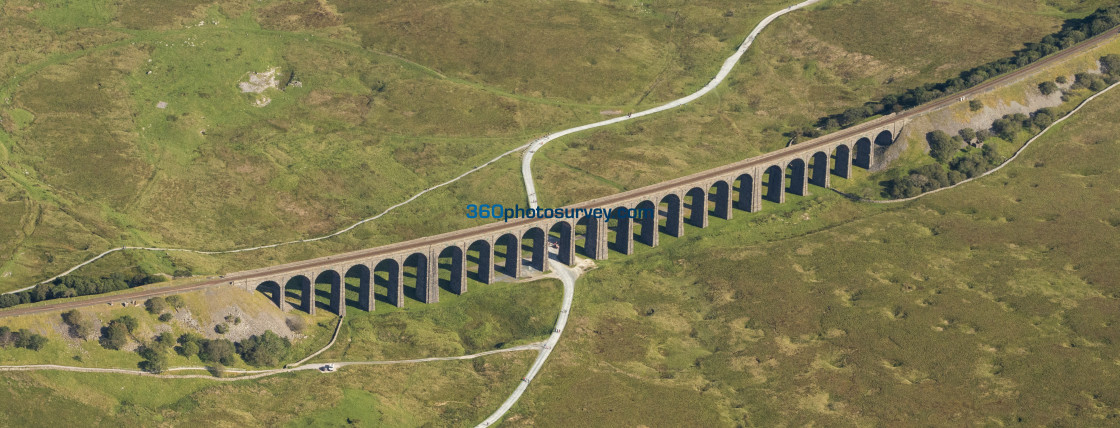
[1102,54,1120,76]
[286,316,307,333]
[1056,75,1068,84]
[137,345,167,373]
[177,341,200,358]
[158,313,173,322]
[199,339,237,365]
[165,295,185,309]
[1039,81,1059,95]
[969,100,984,111]
[237,331,292,367]
[99,321,130,350]
[926,131,958,162]
[145,297,167,315]
[61,309,94,338]
[116,315,139,333]
[957,128,976,142]
[215,323,229,334]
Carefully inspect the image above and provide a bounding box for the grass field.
[501,84,1120,425]
[0,353,533,427]
[0,0,1110,292]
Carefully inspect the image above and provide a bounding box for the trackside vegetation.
[808,5,1120,133]
[883,54,1120,199]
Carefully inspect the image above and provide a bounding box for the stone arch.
[606,206,633,255]
[634,200,658,248]
[763,165,785,203]
[832,144,852,178]
[874,130,894,146]
[467,240,493,284]
[548,220,575,265]
[314,270,343,315]
[284,275,314,314]
[854,137,872,169]
[522,227,548,272]
[658,193,683,237]
[495,233,521,278]
[734,173,755,212]
[575,215,606,260]
[256,280,283,309]
[403,253,431,303]
[438,245,466,295]
[684,187,708,228]
[809,151,829,188]
[709,180,732,220]
[344,264,372,311]
[786,158,807,196]
[373,259,402,307]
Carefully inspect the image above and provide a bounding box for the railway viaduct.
[232,116,908,315]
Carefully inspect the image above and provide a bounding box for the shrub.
[1056,75,1068,84]
[236,331,292,367]
[286,316,307,333]
[145,297,167,315]
[215,323,229,334]
[969,100,984,111]
[926,131,958,162]
[199,339,237,365]
[165,295,185,309]
[958,128,977,142]
[1039,81,1059,95]
[158,313,173,322]
[99,321,130,350]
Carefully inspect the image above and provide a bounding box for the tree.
[1102,54,1120,76]
[165,295,185,310]
[991,117,1021,141]
[100,321,130,350]
[115,315,139,333]
[178,341,200,358]
[61,309,93,338]
[145,297,167,315]
[1038,81,1059,95]
[25,334,47,351]
[958,128,977,142]
[199,339,237,365]
[976,129,993,143]
[237,331,292,367]
[926,131,958,162]
[137,345,168,373]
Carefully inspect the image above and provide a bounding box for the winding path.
[477,259,579,427]
[479,2,821,425]
[0,342,544,381]
[521,0,824,209]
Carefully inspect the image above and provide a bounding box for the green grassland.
[1,0,1112,293]
[502,85,1120,425]
[0,353,533,427]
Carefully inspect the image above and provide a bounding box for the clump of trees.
[61,309,95,338]
[0,326,47,351]
[99,315,138,350]
[0,273,165,309]
[175,330,291,368]
[236,331,292,367]
[812,6,1120,131]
